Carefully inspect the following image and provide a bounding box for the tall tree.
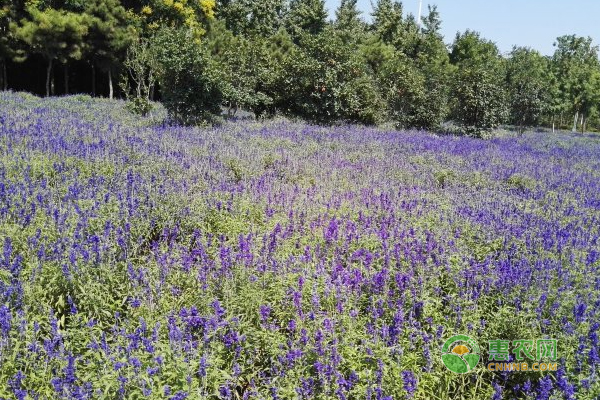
[335,0,364,43]
[277,25,383,124]
[450,30,508,136]
[362,3,451,130]
[205,20,273,116]
[505,47,551,132]
[396,13,420,57]
[371,0,403,46]
[0,1,16,90]
[417,5,445,58]
[376,49,430,129]
[151,27,223,125]
[421,4,441,35]
[286,0,327,38]
[137,0,216,40]
[413,5,452,129]
[216,0,286,37]
[85,0,136,98]
[12,7,90,96]
[120,35,158,115]
[552,35,600,132]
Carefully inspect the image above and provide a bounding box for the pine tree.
[286,0,327,38]
[0,0,15,90]
[216,0,285,37]
[12,7,90,96]
[85,0,136,98]
[421,4,441,35]
[335,0,361,31]
[371,0,403,45]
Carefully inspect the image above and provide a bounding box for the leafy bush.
[205,22,274,118]
[450,31,508,137]
[120,37,157,117]
[452,67,508,137]
[125,96,153,116]
[151,27,223,125]
[377,53,431,129]
[276,27,385,124]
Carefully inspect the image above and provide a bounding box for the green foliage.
[151,27,223,125]
[452,67,508,137]
[216,0,285,37]
[3,0,600,134]
[377,48,448,130]
[139,0,215,39]
[125,95,153,116]
[84,0,136,72]
[286,0,328,38]
[276,27,384,124]
[12,6,90,95]
[377,52,427,128]
[367,2,450,130]
[249,29,298,118]
[0,1,16,58]
[450,31,508,136]
[206,21,273,117]
[371,0,403,46]
[506,47,551,132]
[552,35,600,132]
[334,0,365,44]
[434,169,457,188]
[505,173,536,191]
[120,36,157,116]
[415,6,452,126]
[12,7,90,64]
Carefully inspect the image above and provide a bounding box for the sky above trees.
[325,0,600,55]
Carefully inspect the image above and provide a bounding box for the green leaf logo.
[441,334,480,374]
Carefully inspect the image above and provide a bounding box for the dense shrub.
[152,27,223,125]
[452,66,508,137]
[277,28,385,124]
[450,31,509,136]
[205,21,275,118]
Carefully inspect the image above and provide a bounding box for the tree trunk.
[552,115,555,133]
[1,60,6,91]
[46,59,53,97]
[64,64,69,95]
[580,113,584,133]
[572,112,578,132]
[91,64,96,97]
[108,69,113,100]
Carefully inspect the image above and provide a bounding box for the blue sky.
[324,0,600,56]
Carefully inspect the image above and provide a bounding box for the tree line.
[1,0,599,135]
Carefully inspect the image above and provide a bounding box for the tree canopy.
[1,0,600,133]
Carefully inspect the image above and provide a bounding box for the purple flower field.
[0,92,599,399]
